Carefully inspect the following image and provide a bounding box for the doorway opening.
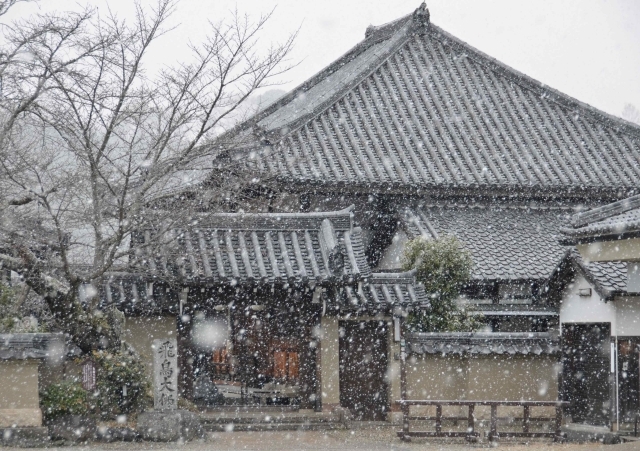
[339,320,389,421]
[562,323,611,426]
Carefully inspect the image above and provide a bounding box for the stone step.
[200,412,340,425]
[205,421,345,432]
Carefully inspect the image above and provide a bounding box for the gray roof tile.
[563,194,640,242]
[229,6,640,195]
[402,206,570,281]
[0,333,66,360]
[137,207,371,285]
[408,332,560,356]
[336,270,429,312]
[569,249,628,293]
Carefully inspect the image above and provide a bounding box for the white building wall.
[615,296,640,336]
[376,230,408,270]
[559,274,616,335]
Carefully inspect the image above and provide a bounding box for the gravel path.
[6,428,639,451]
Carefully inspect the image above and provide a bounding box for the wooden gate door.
[339,321,389,421]
[562,323,611,426]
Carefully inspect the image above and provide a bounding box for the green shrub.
[402,236,481,332]
[40,381,89,422]
[92,344,151,419]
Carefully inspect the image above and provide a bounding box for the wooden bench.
[396,400,569,442]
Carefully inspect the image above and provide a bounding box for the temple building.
[106,3,640,429]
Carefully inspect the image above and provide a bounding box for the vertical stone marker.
[139,337,202,441]
[153,338,178,410]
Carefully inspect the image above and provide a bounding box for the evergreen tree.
[402,236,481,332]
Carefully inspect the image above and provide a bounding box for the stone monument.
[136,338,203,441]
[153,338,178,410]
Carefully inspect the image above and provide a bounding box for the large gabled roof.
[227,3,640,197]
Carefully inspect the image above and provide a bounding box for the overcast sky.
[9,0,640,119]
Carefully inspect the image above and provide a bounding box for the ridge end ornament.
[411,2,430,34]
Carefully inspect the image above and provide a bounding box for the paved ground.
[6,428,640,451]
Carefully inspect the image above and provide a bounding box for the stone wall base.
[0,427,49,447]
[137,410,204,442]
[48,415,96,442]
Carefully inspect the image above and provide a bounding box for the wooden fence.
[396,400,569,442]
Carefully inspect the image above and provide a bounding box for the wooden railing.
[396,400,569,442]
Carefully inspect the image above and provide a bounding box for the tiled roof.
[471,305,558,317]
[562,194,640,243]
[402,205,570,281]
[136,207,371,285]
[586,261,628,293]
[568,249,628,295]
[103,269,424,311]
[0,333,66,360]
[228,4,640,196]
[408,332,560,356]
[337,270,429,311]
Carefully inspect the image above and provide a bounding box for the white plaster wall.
[560,275,616,335]
[319,316,340,407]
[615,296,640,336]
[376,230,408,270]
[577,238,640,262]
[122,316,178,378]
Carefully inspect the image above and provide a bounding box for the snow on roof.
[408,332,560,356]
[224,4,640,196]
[131,206,371,285]
[566,248,629,298]
[402,205,570,281]
[337,270,429,312]
[0,333,66,360]
[562,194,640,243]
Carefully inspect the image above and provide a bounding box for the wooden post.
[399,314,410,441]
[400,401,410,441]
[554,404,564,442]
[399,341,407,401]
[467,403,475,441]
[314,303,323,412]
[489,404,498,442]
[436,404,442,435]
[523,405,530,434]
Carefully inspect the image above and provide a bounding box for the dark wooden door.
[562,323,611,426]
[339,321,389,421]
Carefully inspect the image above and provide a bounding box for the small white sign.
[153,338,178,410]
[82,360,96,391]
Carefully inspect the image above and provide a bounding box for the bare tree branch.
[0,0,296,352]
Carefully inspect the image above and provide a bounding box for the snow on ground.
[4,429,639,451]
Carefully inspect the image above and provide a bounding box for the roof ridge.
[263,21,415,140]
[571,194,640,228]
[427,24,640,140]
[371,269,417,280]
[417,203,573,212]
[218,13,418,145]
[186,205,355,232]
[193,205,354,220]
[365,13,411,39]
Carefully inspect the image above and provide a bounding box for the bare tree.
[0,0,295,352]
